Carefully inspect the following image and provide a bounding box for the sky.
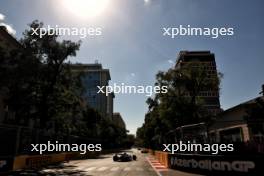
[1,0,264,134]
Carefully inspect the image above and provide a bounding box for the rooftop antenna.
[95,59,99,64]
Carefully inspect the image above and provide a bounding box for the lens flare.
[63,0,110,18]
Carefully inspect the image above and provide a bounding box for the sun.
[63,0,110,18]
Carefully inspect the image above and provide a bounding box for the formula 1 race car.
[113,152,137,162]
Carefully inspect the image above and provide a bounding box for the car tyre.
[113,155,118,161]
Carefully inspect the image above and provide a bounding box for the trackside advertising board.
[169,154,262,176]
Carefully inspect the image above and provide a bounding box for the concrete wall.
[147,149,261,175]
[12,151,100,170]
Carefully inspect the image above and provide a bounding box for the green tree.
[137,61,222,148]
[0,21,132,150]
[20,20,81,129]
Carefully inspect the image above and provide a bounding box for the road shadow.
[71,155,111,161]
[92,155,111,159]
[10,163,92,176]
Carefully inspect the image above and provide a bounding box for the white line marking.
[110,167,119,171]
[97,166,108,171]
[124,167,131,171]
[76,166,88,171]
[84,167,97,171]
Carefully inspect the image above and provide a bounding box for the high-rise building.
[107,92,115,119]
[0,26,21,51]
[71,63,113,118]
[176,51,221,115]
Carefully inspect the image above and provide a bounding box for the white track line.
[97,166,108,171]
[110,167,120,171]
[84,167,97,171]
